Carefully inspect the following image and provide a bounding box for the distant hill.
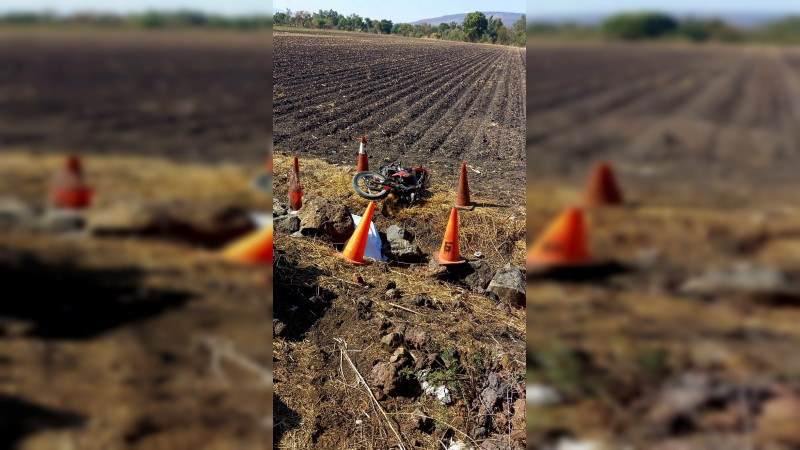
[409,12,524,27]
[530,11,786,29]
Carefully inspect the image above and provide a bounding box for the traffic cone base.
[527,207,592,268]
[454,203,476,211]
[337,202,376,266]
[335,251,372,266]
[433,251,467,265]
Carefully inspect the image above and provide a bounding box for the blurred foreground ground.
[0,30,271,449]
[527,41,800,448]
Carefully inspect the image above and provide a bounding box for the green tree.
[486,16,504,43]
[462,11,488,41]
[511,14,526,46]
[602,12,678,40]
[379,19,393,34]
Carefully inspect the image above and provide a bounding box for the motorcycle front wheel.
[353,171,390,200]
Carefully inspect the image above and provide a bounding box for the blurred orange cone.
[455,163,475,210]
[51,155,94,210]
[583,161,623,207]
[337,202,375,266]
[357,136,369,172]
[289,156,303,211]
[434,207,466,265]
[220,223,274,265]
[528,207,590,267]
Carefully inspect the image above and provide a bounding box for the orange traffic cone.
[220,223,274,265]
[434,207,466,265]
[357,136,369,172]
[527,207,590,267]
[337,202,375,266]
[583,161,623,207]
[50,155,94,210]
[455,163,475,210]
[289,156,303,211]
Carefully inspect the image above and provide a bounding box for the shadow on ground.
[273,256,335,342]
[0,394,85,449]
[0,247,192,339]
[273,393,300,449]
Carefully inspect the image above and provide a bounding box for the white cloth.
[250,213,272,228]
[347,213,386,262]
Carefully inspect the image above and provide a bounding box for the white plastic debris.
[528,383,561,406]
[355,419,363,425]
[447,439,474,450]
[556,438,604,450]
[436,385,451,405]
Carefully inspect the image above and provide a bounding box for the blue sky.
[0,0,525,22]
[3,0,800,21]
[531,0,800,16]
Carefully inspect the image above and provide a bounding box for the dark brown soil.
[273,31,526,201]
[0,30,270,165]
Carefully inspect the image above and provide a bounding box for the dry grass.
[272,153,526,448]
[272,153,526,267]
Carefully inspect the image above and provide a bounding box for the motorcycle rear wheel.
[353,171,390,199]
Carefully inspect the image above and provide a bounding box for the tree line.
[529,11,800,44]
[274,10,526,47]
[0,11,272,30]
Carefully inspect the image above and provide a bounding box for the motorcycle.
[352,163,430,205]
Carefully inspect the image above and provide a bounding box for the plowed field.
[273,31,526,199]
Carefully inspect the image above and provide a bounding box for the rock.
[404,327,429,349]
[87,200,253,246]
[40,210,85,233]
[368,362,401,396]
[387,238,425,263]
[390,347,410,365]
[385,289,401,300]
[646,372,733,433]
[487,264,526,307]
[402,408,431,433]
[381,332,404,350]
[472,426,488,439]
[463,260,495,292]
[756,391,800,445]
[680,263,800,299]
[357,298,372,319]
[481,374,509,410]
[273,199,287,217]
[0,197,38,229]
[386,224,407,242]
[479,441,513,450]
[295,194,354,243]
[274,214,300,234]
[528,383,561,406]
[402,295,428,307]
